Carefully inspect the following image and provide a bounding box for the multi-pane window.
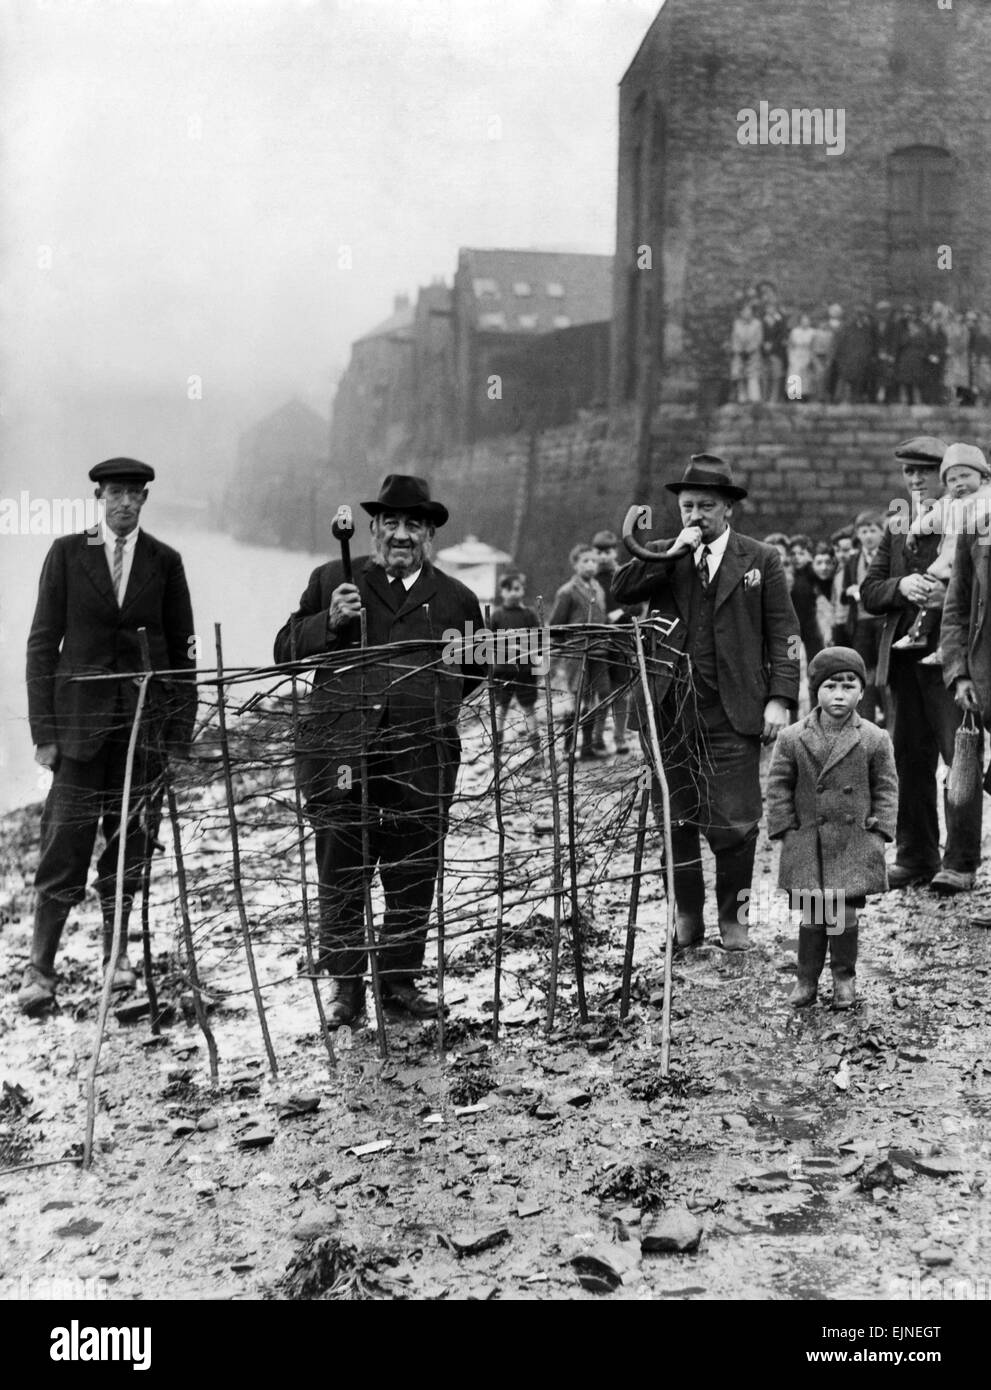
[888,146,955,304]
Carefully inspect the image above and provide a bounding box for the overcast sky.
[0,0,659,495]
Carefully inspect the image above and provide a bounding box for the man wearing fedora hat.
[274,474,484,1026]
[861,437,983,893]
[613,454,800,951]
[20,458,197,1015]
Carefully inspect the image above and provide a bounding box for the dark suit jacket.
[274,556,484,804]
[860,523,941,687]
[941,530,991,720]
[611,529,800,736]
[26,528,197,762]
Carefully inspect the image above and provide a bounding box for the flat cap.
[894,437,947,466]
[89,457,155,484]
[592,530,619,548]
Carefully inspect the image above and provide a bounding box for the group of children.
[490,532,633,769]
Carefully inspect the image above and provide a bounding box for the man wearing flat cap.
[20,459,197,1014]
[613,454,800,951]
[862,437,983,893]
[274,474,483,1026]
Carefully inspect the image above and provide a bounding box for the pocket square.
[743,568,762,589]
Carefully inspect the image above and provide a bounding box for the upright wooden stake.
[536,596,564,1030]
[620,784,651,1019]
[290,626,335,1071]
[215,623,279,1078]
[358,608,388,1059]
[163,769,220,1084]
[427,603,447,1058]
[484,604,506,1042]
[83,664,152,1167]
[633,618,677,1076]
[136,631,161,1035]
[565,647,589,1024]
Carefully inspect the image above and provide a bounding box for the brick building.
[612,0,991,407]
[452,248,613,441]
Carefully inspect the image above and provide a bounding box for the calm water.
[0,527,330,811]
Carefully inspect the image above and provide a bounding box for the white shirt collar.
[699,526,731,562]
[102,522,140,552]
[390,566,421,591]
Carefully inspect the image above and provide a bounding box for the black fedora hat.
[89,457,155,484]
[361,474,449,527]
[665,453,747,501]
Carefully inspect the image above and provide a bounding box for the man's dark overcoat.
[610,530,800,735]
[274,555,484,805]
[26,528,196,760]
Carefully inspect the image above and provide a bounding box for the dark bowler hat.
[89,457,155,484]
[665,453,748,501]
[361,473,449,526]
[894,436,947,467]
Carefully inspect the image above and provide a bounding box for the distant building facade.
[329,249,614,492]
[612,0,991,407]
[452,247,613,441]
[226,398,330,551]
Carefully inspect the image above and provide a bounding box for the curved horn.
[621,504,686,562]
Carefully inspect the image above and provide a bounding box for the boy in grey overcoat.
[767,647,898,1008]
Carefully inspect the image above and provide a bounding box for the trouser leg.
[376,802,450,982]
[32,750,106,975]
[709,822,759,948]
[888,662,941,875]
[311,797,372,980]
[93,735,161,959]
[664,820,706,945]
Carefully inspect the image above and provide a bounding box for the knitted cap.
[808,646,867,698]
[940,442,991,485]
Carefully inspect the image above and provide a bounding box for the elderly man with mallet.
[275,475,484,1027]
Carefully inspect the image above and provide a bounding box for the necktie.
[112,537,126,604]
[698,545,711,593]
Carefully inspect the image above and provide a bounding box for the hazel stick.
[83,662,152,1167]
[214,622,279,1078]
[290,625,335,1071]
[565,641,589,1023]
[536,595,564,1031]
[484,603,507,1042]
[358,607,388,1059]
[163,767,220,1084]
[633,618,678,1077]
[620,784,651,1019]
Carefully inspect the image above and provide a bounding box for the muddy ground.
[1,727,990,1303]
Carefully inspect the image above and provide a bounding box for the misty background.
[0,0,657,809]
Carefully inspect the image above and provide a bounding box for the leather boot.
[19,897,69,1015]
[789,927,828,1006]
[326,977,365,1028]
[30,896,70,977]
[829,925,859,1009]
[715,833,758,951]
[101,899,138,991]
[669,825,706,947]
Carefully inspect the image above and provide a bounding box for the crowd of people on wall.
[728,281,991,407]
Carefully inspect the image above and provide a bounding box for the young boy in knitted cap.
[895,442,991,664]
[767,647,898,1009]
